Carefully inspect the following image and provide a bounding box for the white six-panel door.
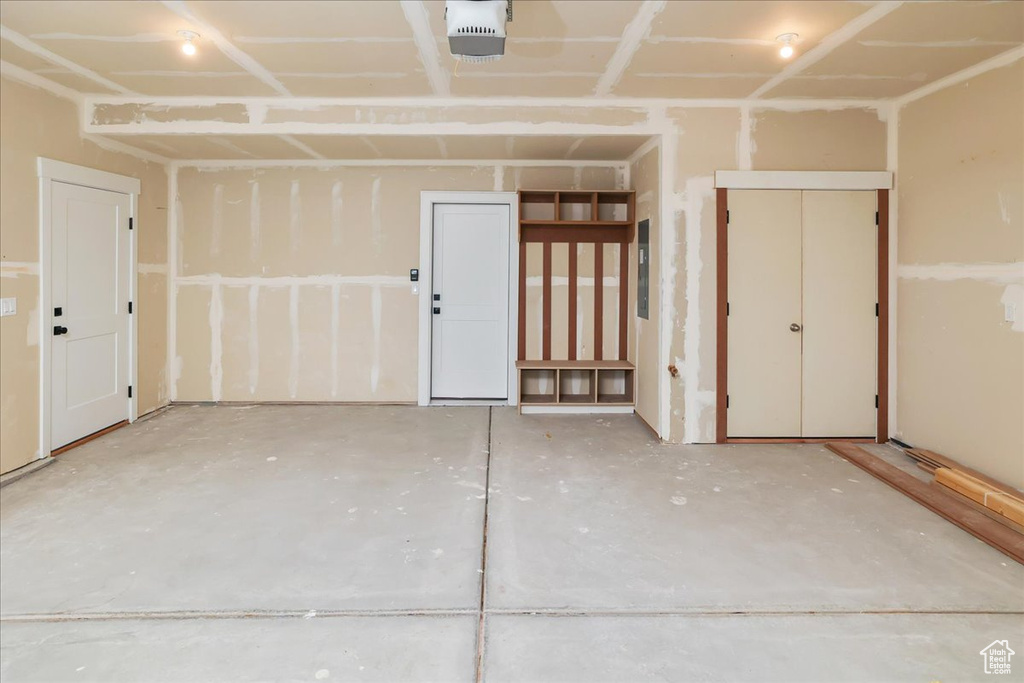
[50,181,131,449]
[431,204,510,399]
[728,189,876,438]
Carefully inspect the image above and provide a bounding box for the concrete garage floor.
[1,406,1022,682]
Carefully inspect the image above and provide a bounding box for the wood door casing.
[717,188,888,443]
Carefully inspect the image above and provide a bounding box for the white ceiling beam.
[0,25,133,94]
[894,45,1023,107]
[594,0,666,96]
[82,94,888,112]
[159,0,292,96]
[399,0,450,96]
[0,59,83,103]
[749,1,904,98]
[277,135,326,159]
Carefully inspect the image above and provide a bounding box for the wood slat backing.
[542,241,552,360]
[716,188,729,443]
[518,241,527,360]
[619,242,628,361]
[568,242,578,360]
[825,442,1024,565]
[594,243,604,361]
[877,189,889,443]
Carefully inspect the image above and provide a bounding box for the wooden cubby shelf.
[517,360,635,411]
[516,189,636,413]
[518,190,636,242]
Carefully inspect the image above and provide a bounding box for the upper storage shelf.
[518,190,636,243]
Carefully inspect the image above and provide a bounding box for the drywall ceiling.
[99,133,652,161]
[1,0,1021,100]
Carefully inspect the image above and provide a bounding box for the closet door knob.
[790,323,802,332]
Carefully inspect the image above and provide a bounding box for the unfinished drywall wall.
[666,106,888,444]
[0,76,168,475]
[171,163,622,403]
[631,145,659,432]
[896,59,1024,490]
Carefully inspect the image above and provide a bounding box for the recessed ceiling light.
[178,30,199,56]
[776,33,798,59]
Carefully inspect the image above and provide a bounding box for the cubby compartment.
[558,368,596,403]
[597,367,635,404]
[520,368,557,404]
[557,192,595,222]
[516,360,635,411]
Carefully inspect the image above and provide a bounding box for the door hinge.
[726,394,730,409]
[726,210,730,224]
[128,301,133,314]
[128,217,134,230]
[875,394,879,409]
[128,385,133,398]
[727,302,730,315]
[875,211,879,226]
[875,302,879,317]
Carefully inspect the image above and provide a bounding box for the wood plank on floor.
[825,442,1024,565]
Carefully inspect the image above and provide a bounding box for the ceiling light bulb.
[178,30,199,56]
[776,33,798,60]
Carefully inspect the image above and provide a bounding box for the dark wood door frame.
[715,188,890,444]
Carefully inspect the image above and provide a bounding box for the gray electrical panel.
[637,219,650,319]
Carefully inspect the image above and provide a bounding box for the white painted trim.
[37,159,140,461]
[715,171,892,190]
[400,0,450,96]
[158,1,291,96]
[894,45,1024,106]
[520,405,635,415]
[417,191,519,407]
[595,0,666,96]
[0,25,132,94]
[38,158,141,194]
[749,1,903,98]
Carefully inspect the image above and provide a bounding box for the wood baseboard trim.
[725,437,875,444]
[51,420,127,456]
[826,442,1024,565]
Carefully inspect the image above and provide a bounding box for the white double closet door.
[728,190,877,438]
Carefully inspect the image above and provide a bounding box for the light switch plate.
[0,297,16,317]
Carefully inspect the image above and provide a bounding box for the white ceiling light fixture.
[445,0,512,64]
[776,33,798,59]
[178,30,200,56]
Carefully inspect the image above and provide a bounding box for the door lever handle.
[53,326,68,335]
[790,323,802,332]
